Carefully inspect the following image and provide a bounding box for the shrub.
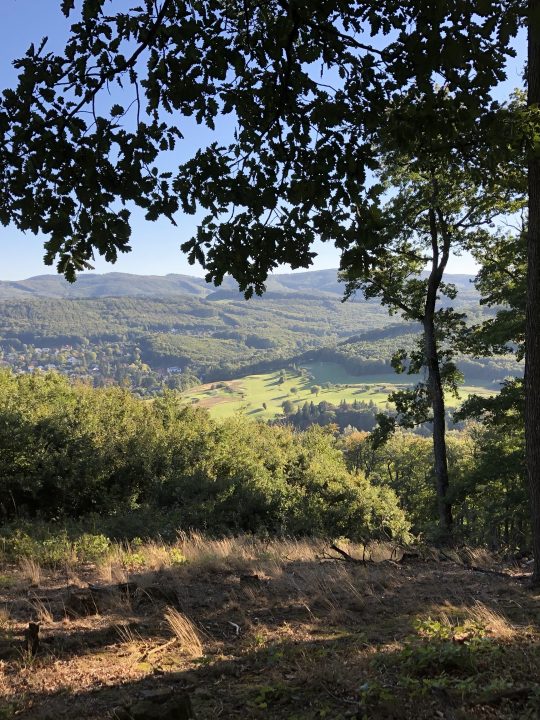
[0,370,410,544]
[74,533,112,562]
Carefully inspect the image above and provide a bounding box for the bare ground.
[1,538,539,720]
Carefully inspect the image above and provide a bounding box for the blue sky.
[0,2,525,281]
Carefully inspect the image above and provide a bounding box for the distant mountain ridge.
[0,269,477,300]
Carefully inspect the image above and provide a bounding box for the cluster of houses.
[0,342,186,396]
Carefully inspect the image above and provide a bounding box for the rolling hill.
[0,269,520,408]
[0,269,479,301]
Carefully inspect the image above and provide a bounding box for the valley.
[180,363,497,421]
[0,269,521,425]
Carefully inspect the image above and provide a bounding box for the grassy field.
[1,535,538,719]
[180,362,497,420]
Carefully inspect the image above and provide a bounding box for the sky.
[0,1,526,282]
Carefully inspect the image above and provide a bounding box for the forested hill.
[0,269,518,395]
[0,269,478,301]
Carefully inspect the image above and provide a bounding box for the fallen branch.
[467,565,528,579]
[139,637,177,661]
[329,544,366,564]
[437,550,521,578]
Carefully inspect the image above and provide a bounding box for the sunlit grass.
[179,362,496,420]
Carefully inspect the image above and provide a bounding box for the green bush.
[74,533,112,562]
[0,528,112,566]
[0,370,410,543]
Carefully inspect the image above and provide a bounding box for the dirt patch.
[197,395,230,409]
[187,380,246,408]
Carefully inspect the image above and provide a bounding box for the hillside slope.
[0,269,519,396]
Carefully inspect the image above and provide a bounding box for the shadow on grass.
[1,556,540,720]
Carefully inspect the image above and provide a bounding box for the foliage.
[0,528,111,566]
[0,1,520,290]
[455,382,527,548]
[279,397,379,432]
[456,218,527,548]
[0,370,410,542]
[339,90,524,537]
[465,230,526,360]
[338,424,528,547]
[0,0,534,561]
[0,363,529,548]
[376,615,495,681]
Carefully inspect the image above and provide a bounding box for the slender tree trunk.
[424,313,453,541]
[424,203,453,542]
[526,0,540,583]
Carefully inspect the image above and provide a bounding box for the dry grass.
[175,532,323,573]
[459,546,494,568]
[27,595,54,625]
[115,622,145,663]
[96,554,129,585]
[89,534,400,582]
[163,606,203,657]
[0,605,10,631]
[19,557,42,586]
[137,540,175,570]
[96,539,187,584]
[2,538,537,720]
[468,600,519,640]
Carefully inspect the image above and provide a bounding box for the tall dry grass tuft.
[175,532,323,575]
[17,533,386,581]
[138,540,173,571]
[176,532,246,571]
[0,606,10,631]
[164,607,203,657]
[96,543,129,585]
[96,539,187,582]
[28,595,54,624]
[267,537,324,563]
[468,601,518,640]
[288,563,366,616]
[97,559,129,585]
[116,622,143,647]
[460,547,494,569]
[19,557,42,586]
[112,623,144,668]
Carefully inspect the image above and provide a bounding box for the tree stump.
[23,622,40,656]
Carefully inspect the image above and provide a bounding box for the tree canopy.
[0,0,521,291]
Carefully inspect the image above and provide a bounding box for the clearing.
[180,362,496,420]
[1,536,539,719]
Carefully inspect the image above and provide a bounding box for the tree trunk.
[424,314,453,541]
[424,203,453,542]
[526,0,540,583]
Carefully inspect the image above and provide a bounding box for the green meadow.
[179,361,496,420]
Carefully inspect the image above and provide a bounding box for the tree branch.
[363,275,422,320]
[61,0,173,128]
